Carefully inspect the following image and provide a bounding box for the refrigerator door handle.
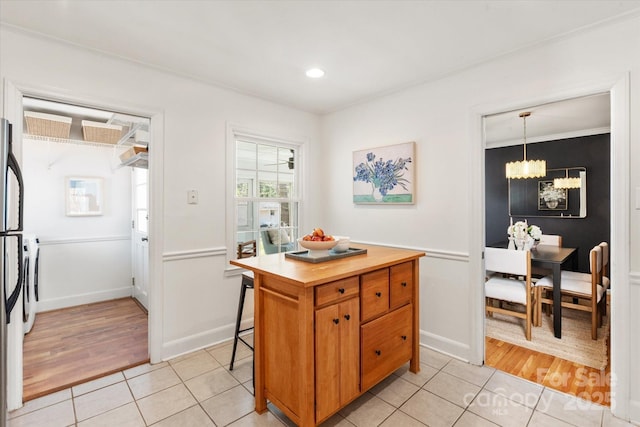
[6,148,23,232]
[3,234,23,324]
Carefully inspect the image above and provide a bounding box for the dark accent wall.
[485,134,610,273]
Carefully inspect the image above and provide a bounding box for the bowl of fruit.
[298,228,337,256]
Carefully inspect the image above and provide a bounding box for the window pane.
[237,140,256,169]
[137,209,148,233]
[233,137,299,257]
[257,145,278,171]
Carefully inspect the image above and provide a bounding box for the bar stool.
[230,240,256,371]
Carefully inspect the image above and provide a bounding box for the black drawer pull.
[338,288,345,294]
[344,314,351,320]
[401,335,407,341]
[333,318,340,324]
[375,350,381,356]
[401,281,407,287]
[375,292,382,297]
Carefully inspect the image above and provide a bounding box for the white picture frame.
[65,176,104,216]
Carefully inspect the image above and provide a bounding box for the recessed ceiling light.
[305,68,325,78]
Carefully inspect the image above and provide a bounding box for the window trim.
[226,123,303,267]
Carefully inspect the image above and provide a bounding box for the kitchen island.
[230,243,425,426]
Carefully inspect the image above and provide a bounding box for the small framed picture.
[65,176,104,216]
[538,181,567,211]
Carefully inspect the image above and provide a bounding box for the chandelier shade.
[553,168,582,189]
[505,111,546,180]
[505,159,547,179]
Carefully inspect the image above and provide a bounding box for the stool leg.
[230,281,248,371]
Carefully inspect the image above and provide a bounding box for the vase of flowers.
[353,152,412,202]
[507,220,542,251]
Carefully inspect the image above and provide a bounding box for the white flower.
[508,221,542,241]
[528,225,542,240]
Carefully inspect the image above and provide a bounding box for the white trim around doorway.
[3,79,165,393]
[469,73,631,421]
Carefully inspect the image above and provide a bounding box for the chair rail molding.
[163,246,226,262]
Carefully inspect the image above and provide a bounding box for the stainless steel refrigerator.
[1,118,24,427]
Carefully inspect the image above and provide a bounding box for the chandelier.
[553,168,581,189]
[505,112,546,179]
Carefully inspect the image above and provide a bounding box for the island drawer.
[360,268,390,322]
[361,304,412,390]
[315,276,359,307]
[390,261,413,309]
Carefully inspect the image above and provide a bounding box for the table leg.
[553,264,562,339]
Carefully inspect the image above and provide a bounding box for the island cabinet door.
[315,297,360,422]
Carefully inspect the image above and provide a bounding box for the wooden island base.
[231,244,425,426]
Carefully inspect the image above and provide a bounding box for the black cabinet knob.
[401,281,407,287]
[338,288,345,294]
[344,314,351,320]
[375,350,381,356]
[401,335,407,341]
[333,318,340,324]
[375,292,382,297]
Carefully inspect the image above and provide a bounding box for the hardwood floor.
[486,336,611,407]
[23,297,149,401]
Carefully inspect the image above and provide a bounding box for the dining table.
[488,242,579,339]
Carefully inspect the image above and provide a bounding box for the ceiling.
[1,1,638,143]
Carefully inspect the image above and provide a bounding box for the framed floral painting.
[353,141,415,204]
[538,180,568,210]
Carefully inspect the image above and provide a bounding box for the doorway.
[482,94,611,405]
[470,76,631,418]
[19,96,151,400]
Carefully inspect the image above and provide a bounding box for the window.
[231,130,300,257]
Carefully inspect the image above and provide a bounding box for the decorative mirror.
[509,167,586,218]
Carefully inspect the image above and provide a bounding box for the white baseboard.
[161,318,253,362]
[420,329,473,364]
[629,399,640,425]
[36,287,132,312]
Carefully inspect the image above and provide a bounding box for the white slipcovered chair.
[485,247,533,341]
[538,234,563,246]
[535,245,606,340]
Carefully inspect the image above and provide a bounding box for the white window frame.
[225,123,303,269]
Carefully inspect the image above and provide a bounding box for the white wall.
[22,138,132,310]
[2,14,639,423]
[0,26,320,363]
[320,16,640,423]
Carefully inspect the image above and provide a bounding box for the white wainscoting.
[37,235,132,312]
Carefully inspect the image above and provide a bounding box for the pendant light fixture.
[505,112,546,179]
[553,168,581,189]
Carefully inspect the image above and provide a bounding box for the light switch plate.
[187,189,198,204]
[636,187,640,210]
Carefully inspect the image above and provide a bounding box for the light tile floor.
[8,338,638,427]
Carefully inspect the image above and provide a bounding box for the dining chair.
[538,234,563,246]
[560,241,609,320]
[237,239,257,259]
[485,247,533,340]
[230,240,257,371]
[535,245,605,340]
[599,241,609,289]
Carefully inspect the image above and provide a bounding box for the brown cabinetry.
[315,296,360,422]
[230,244,424,427]
[362,304,412,390]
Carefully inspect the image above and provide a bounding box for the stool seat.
[229,271,254,371]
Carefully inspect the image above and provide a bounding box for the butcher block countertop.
[229,243,425,287]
